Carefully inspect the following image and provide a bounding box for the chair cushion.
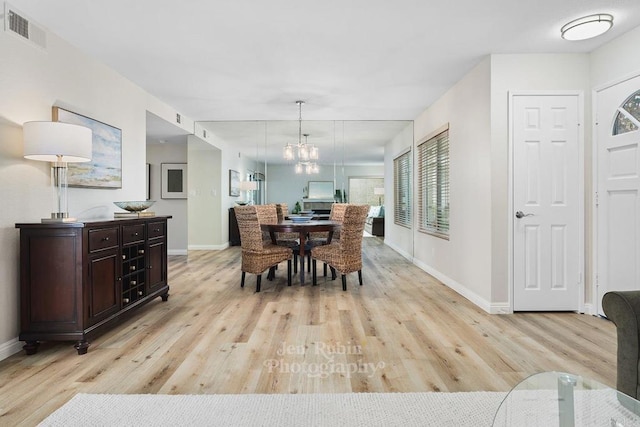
[602,290,640,400]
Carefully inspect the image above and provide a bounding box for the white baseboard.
[383,241,413,262]
[412,258,511,314]
[187,243,229,251]
[488,303,513,315]
[168,249,188,256]
[0,337,23,361]
[583,303,597,316]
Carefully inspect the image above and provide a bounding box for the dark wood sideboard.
[229,207,240,246]
[15,216,171,355]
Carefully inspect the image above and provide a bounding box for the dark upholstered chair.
[602,290,640,400]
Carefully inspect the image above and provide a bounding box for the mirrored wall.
[196,120,412,212]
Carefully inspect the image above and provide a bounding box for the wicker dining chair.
[309,203,347,245]
[275,202,311,273]
[274,203,299,247]
[311,204,369,291]
[308,202,348,277]
[234,205,293,292]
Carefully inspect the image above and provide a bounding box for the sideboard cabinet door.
[86,226,120,326]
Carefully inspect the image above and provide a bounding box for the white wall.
[591,26,640,88]
[412,57,494,308]
[406,53,592,313]
[147,143,188,254]
[383,123,414,260]
[0,24,195,359]
[188,136,222,250]
[190,124,261,248]
[489,54,591,307]
[266,164,384,213]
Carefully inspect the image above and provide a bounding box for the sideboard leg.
[161,292,169,302]
[23,341,39,355]
[74,340,89,355]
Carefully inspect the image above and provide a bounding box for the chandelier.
[283,100,319,174]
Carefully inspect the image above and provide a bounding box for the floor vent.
[3,3,47,49]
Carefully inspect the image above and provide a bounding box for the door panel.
[513,94,581,311]
[596,76,640,315]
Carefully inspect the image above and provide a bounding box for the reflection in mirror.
[197,120,409,208]
[308,181,335,199]
[196,119,412,253]
[189,120,413,254]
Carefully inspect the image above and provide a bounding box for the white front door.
[512,94,582,311]
[596,76,640,315]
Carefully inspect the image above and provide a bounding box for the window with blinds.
[393,150,411,228]
[418,128,449,239]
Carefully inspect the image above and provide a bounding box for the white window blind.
[418,128,449,238]
[393,150,411,228]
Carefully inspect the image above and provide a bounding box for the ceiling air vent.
[4,3,47,49]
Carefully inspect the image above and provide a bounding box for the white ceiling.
[11,0,640,163]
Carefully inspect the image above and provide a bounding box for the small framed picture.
[229,169,240,197]
[161,163,187,199]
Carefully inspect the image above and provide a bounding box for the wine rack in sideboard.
[16,216,171,355]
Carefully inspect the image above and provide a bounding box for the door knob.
[515,211,533,219]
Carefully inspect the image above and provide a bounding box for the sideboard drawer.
[148,221,166,239]
[122,224,145,245]
[88,227,119,253]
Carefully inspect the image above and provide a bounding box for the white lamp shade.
[374,187,385,195]
[23,121,92,163]
[239,180,258,191]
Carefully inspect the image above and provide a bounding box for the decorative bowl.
[113,200,156,212]
[291,216,312,223]
[235,201,249,206]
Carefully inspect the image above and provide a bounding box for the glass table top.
[492,372,640,427]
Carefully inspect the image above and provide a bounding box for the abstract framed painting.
[52,106,122,188]
[229,169,240,197]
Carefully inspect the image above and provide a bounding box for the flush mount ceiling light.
[561,13,613,41]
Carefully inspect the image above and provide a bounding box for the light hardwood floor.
[0,237,617,425]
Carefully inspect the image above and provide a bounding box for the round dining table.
[260,220,341,284]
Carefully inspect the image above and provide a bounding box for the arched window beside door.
[613,90,640,135]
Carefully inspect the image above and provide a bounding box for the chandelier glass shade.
[283,101,319,174]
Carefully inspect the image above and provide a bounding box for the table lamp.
[23,121,92,222]
[374,187,385,206]
[239,180,258,204]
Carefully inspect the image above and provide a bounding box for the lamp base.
[41,212,77,223]
[41,217,78,223]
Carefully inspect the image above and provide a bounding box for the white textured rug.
[40,392,507,426]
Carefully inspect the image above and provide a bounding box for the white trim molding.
[0,338,23,361]
[168,249,188,256]
[412,258,511,314]
[384,241,413,263]
[187,243,229,251]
